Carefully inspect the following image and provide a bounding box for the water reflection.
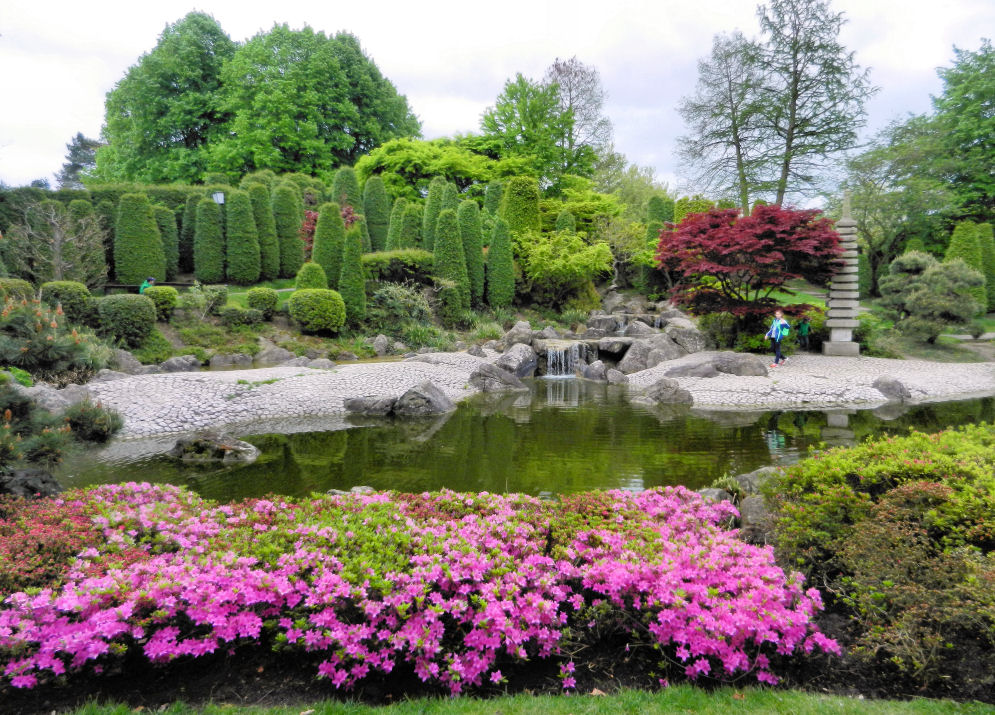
[59,383,994,502]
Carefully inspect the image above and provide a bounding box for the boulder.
[619,334,686,373]
[664,316,696,331]
[616,340,653,374]
[159,355,201,373]
[112,349,144,375]
[393,381,456,416]
[90,369,129,383]
[713,352,769,377]
[495,343,538,379]
[638,377,693,405]
[738,495,771,545]
[168,431,260,465]
[536,326,560,340]
[624,297,649,314]
[58,383,91,406]
[255,342,295,365]
[338,351,360,361]
[664,361,720,378]
[697,488,733,504]
[393,341,409,354]
[666,325,710,353]
[597,336,634,356]
[468,363,529,393]
[307,358,336,369]
[602,292,625,313]
[583,360,607,382]
[466,345,486,358]
[501,320,534,348]
[873,375,912,401]
[344,396,397,416]
[373,334,392,356]
[605,369,628,385]
[20,384,70,412]
[0,468,63,498]
[734,466,780,495]
[587,315,619,332]
[415,347,437,355]
[209,353,253,369]
[623,320,657,337]
[645,341,689,369]
[280,356,312,367]
[580,328,608,339]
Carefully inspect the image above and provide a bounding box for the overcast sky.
[1,0,992,191]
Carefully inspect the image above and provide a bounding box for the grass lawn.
[769,279,828,309]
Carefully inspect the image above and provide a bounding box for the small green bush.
[366,283,432,332]
[141,286,178,322]
[39,281,92,326]
[62,400,124,443]
[96,294,156,347]
[246,287,279,319]
[287,289,346,334]
[295,262,328,290]
[202,285,228,316]
[219,305,263,327]
[131,328,173,364]
[361,249,434,284]
[0,278,35,301]
[0,298,107,383]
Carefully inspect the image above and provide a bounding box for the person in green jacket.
[139,277,155,294]
[797,316,811,350]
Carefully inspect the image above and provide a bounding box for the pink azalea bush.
[0,483,838,692]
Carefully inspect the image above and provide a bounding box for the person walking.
[764,309,790,367]
[139,276,156,294]
[797,316,811,350]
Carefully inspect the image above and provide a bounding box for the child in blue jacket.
[764,309,790,367]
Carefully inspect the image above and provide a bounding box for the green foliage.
[673,195,715,225]
[39,281,92,326]
[141,285,178,322]
[554,209,577,232]
[366,282,432,332]
[131,328,174,364]
[362,175,390,251]
[0,298,108,382]
[354,214,372,253]
[400,202,423,249]
[945,221,987,312]
[486,218,515,308]
[224,188,261,285]
[0,279,34,301]
[857,252,872,296]
[287,288,346,334]
[152,205,179,281]
[246,286,279,319]
[903,236,926,254]
[977,223,995,310]
[539,177,621,235]
[248,183,280,281]
[422,176,447,252]
[239,170,278,191]
[97,294,157,348]
[385,197,408,250]
[500,176,541,235]
[311,202,345,290]
[218,305,263,327]
[331,166,362,209]
[193,198,225,283]
[295,262,328,290]
[646,194,675,223]
[338,227,367,325]
[114,193,165,285]
[272,181,304,278]
[483,181,503,215]
[433,209,470,313]
[440,181,459,215]
[515,230,613,309]
[179,194,199,273]
[62,400,125,443]
[361,249,433,284]
[457,200,485,306]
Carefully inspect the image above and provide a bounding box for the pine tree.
[152,205,179,280]
[353,214,371,253]
[401,203,423,248]
[440,182,459,215]
[338,226,367,325]
[422,176,447,252]
[499,176,541,235]
[272,181,304,278]
[646,194,674,223]
[312,202,345,290]
[115,193,165,284]
[945,221,986,312]
[554,209,576,233]
[225,189,261,284]
[363,176,391,252]
[457,200,485,306]
[434,208,470,312]
[249,183,280,281]
[193,197,225,283]
[486,217,514,308]
[179,194,199,273]
[331,166,362,210]
[386,197,408,251]
[976,222,995,311]
[483,181,503,216]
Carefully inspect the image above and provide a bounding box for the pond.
[59,380,995,502]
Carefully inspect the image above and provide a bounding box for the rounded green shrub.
[367,283,432,331]
[132,328,174,364]
[295,262,328,290]
[40,281,92,326]
[142,285,179,322]
[272,181,305,278]
[338,227,367,325]
[486,217,514,308]
[363,175,391,252]
[331,166,362,210]
[422,176,447,252]
[194,198,225,283]
[225,189,261,285]
[246,286,279,319]
[219,305,263,327]
[312,203,345,289]
[248,183,280,281]
[457,200,485,306]
[152,204,179,281]
[499,176,541,236]
[433,209,470,312]
[97,294,156,347]
[0,278,35,301]
[114,193,165,285]
[385,197,408,251]
[287,289,346,334]
[62,400,124,443]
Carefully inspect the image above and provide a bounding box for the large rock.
[501,321,534,348]
[606,369,628,385]
[58,383,91,406]
[255,341,295,365]
[495,343,538,378]
[394,381,456,416]
[159,355,201,372]
[466,345,486,358]
[280,356,312,367]
[583,360,607,382]
[536,326,560,340]
[619,334,686,373]
[602,292,625,313]
[873,375,912,401]
[90,369,129,383]
[0,468,62,498]
[112,349,144,375]
[168,432,260,464]
[734,466,780,495]
[738,495,771,545]
[468,363,529,393]
[307,358,336,369]
[623,320,657,337]
[664,316,696,331]
[587,315,619,333]
[637,377,693,405]
[19,384,71,412]
[665,325,710,353]
[624,297,649,314]
[373,334,392,356]
[713,352,769,377]
[597,336,634,356]
[344,396,397,416]
[209,353,253,369]
[664,361,720,378]
[698,487,733,504]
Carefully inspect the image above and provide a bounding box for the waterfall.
[546,342,582,377]
[615,316,628,334]
[654,315,665,329]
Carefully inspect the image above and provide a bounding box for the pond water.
[59,380,995,502]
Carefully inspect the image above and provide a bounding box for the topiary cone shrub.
[248,183,280,282]
[224,189,261,285]
[114,193,165,285]
[311,203,345,290]
[295,262,329,290]
[287,288,346,334]
[193,198,225,284]
[96,294,156,348]
[338,227,367,325]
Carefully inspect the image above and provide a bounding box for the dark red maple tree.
[299,210,319,261]
[655,204,841,318]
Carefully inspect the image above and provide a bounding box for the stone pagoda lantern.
[822,195,860,356]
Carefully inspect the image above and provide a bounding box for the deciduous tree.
[5,200,107,288]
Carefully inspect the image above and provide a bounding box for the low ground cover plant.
[0,485,836,694]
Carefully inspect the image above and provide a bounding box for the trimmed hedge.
[142,285,179,322]
[0,278,34,301]
[457,200,485,306]
[312,203,344,290]
[331,166,362,210]
[499,176,540,236]
[246,286,279,319]
[219,305,263,327]
[193,198,225,284]
[486,217,514,308]
[385,197,408,251]
[179,195,199,274]
[96,294,156,347]
[225,189,261,285]
[287,288,346,334]
[39,281,92,326]
[361,249,433,285]
[295,262,328,290]
[440,181,459,216]
[338,227,367,325]
[272,181,304,278]
[114,193,165,285]
[363,176,390,252]
[152,205,179,281]
[248,183,280,282]
[422,176,447,252]
[355,215,372,253]
[483,181,503,216]
[976,222,995,311]
[433,209,470,313]
[400,202,422,249]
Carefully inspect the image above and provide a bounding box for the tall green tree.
[115,194,165,284]
[338,226,367,324]
[248,183,280,281]
[486,218,515,308]
[179,194,199,273]
[457,200,485,306]
[499,176,541,235]
[362,175,390,251]
[422,176,447,252]
[331,166,362,209]
[401,203,423,249]
[543,56,612,177]
[224,189,261,284]
[440,182,459,216]
[272,181,304,278]
[193,197,225,283]
[152,205,179,280]
[5,200,107,288]
[434,209,470,320]
[385,197,408,251]
[56,133,101,189]
[312,203,345,289]
[97,12,235,183]
[977,223,995,311]
[944,221,987,312]
[483,182,503,215]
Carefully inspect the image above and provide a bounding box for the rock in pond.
[393,381,456,417]
[169,431,260,465]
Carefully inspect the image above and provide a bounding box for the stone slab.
[825,318,860,328]
[834,265,860,274]
[829,291,860,300]
[823,341,861,356]
[828,299,861,310]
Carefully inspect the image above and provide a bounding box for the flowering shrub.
[0,484,837,692]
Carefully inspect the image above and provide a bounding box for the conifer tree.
[422,176,447,251]
[248,183,280,281]
[225,188,261,284]
[193,197,225,283]
[401,203,423,248]
[363,176,391,251]
[945,221,986,312]
[67,199,108,287]
[434,208,470,311]
[483,181,503,216]
[272,181,304,277]
[486,217,515,308]
[499,176,541,235]
[353,214,371,253]
[440,182,459,215]
[647,194,675,223]
[331,166,362,210]
[295,261,328,289]
[386,197,408,250]
[179,194,199,273]
[554,209,576,233]
[312,202,345,289]
[976,222,995,311]
[338,225,367,324]
[95,199,117,280]
[115,193,165,284]
[152,205,179,280]
[457,200,485,306]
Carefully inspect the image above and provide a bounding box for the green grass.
[769,279,827,308]
[69,687,994,715]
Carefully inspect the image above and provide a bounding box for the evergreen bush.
[440,182,459,215]
[94,199,117,280]
[499,177,541,236]
[142,285,179,321]
[193,198,225,284]
[976,222,995,311]
[486,218,514,308]
[39,281,92,326]
[248,183,280,282]
[554,209,577,233]
[433,209,470,312]
[945,221,986,312]
[646,194,675,223]
[331,166,362,210]
[903,237,926,254]
[457,200,485,306]
[401,203,423,249]
[355,215,372,253]
[67,200,108,288]
[114,193,165,285]
[62,399,124,443]
[385,197,408,251]
[0,298,107,382]
[219,305,263,327]
[363,176,390,252]
[179,194,199,274]
[422,176,447,252]
[367,282,432,331]
[246,286,279,319]
[361,249,434,285]
[96,294,156,347]
[311,203,345,290]
[483,181,503,216]
[0,279,34,301]
[132,328,174,364]
[152,205,179,281]
[295,262,328,290]
[224,189,261,285]
[673,195,714,225]
[272,181,304,278]
[338,227,367,325]
[287,289,346,334]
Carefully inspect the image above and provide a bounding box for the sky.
[1,0,992,192]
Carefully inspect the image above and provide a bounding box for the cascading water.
[545,341,582,377]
